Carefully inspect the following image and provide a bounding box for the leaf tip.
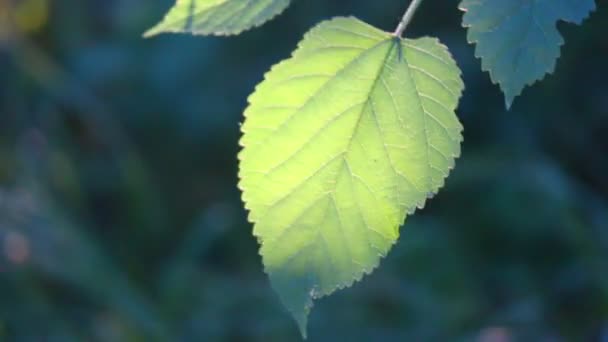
[505,96,513,110]
[142,26,160,38]
[296,315,309,339]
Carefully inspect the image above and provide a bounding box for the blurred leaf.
[0,187,169,339]
[144,0,291,37]
[238,17,464,337]
[460,0,596,108]
[13,0,49,33]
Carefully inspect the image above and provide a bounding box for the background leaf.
[239,17,464,337]
[144,0,292,37]
[460,0,596,108]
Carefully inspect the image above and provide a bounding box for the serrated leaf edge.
[144,0,292,38]
[458,1,596,109]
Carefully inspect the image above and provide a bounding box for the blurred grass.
[0,0,607,340]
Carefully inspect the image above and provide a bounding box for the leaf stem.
[393,0,425,37]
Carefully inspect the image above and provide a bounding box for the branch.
[393,0,425,37]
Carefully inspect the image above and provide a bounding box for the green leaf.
[238,17,464,337]
[460,0,596,109]
[144,0,291,37]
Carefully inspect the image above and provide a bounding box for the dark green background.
[1,0,607,340]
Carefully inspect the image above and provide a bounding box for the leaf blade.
[460,0,596,108]
[239,17,464,337]
[144,0,291,37]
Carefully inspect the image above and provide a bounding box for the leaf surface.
[238,17,464,337]
[460,0,595,108]
[144,0,291,37]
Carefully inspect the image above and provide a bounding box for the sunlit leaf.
[144,0,291,37]
[238,17,464,337]
[460,0,596,108]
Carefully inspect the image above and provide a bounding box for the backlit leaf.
[238,17,464,337]
[144,0,291,37]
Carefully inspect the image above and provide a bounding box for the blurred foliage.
[0,0,606,341]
